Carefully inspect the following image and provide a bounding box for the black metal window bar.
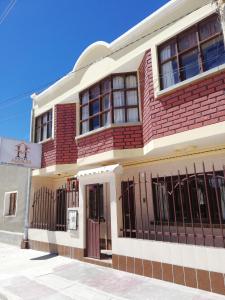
[120,163,225,248]
[31,180,79,231]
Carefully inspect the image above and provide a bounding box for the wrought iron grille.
[120,163,225,248]
[30,182,79,231]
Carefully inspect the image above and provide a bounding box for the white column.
[78,180,86,249]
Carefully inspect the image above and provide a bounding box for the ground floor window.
[4,192,17,216]
[119,164,225,248]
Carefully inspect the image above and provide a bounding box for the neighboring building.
[29,0,225,295]
[0,164,28,245]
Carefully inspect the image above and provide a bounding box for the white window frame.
[150,4,223,98]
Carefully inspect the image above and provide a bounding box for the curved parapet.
[73,41,111,72]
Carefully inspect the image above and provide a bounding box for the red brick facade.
[139,50,225,145]
[77,125,143,158]
[41,104,77,168]
[41,50,225,166]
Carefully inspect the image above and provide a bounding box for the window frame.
[35,110,53,143]
[158,14,224,90]
[79,72,140,135]
[4,191,18,217]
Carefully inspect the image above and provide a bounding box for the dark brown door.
[87,184,104,259]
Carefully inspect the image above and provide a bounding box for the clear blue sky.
[0,0,169,141]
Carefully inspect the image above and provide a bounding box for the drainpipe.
[21,100,34,249]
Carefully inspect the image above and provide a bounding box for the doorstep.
[80,256,112,268]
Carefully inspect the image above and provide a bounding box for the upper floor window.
[158,14,225,90]
[35,110,52,142]
[79,73,139,134]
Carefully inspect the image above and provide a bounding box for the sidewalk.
[0,243,224,300]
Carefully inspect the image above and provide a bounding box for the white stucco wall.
[0,165,28,233]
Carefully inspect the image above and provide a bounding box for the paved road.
[0,243,224,300]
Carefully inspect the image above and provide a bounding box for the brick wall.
[77,125,143,158]
[41,103,77,168]
[138,50,225,145]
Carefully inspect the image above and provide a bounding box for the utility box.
[67,208,78,230]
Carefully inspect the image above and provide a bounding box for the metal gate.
[31,183,79,231]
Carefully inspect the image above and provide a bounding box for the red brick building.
[29,0,225,295]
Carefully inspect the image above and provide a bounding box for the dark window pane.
[81,91,89,104]
[160,42,176,63]
[48,111,52,121]
[90,100,100,115]
[47,123,52,138]
[102,79,110,93]
[36,127,41,142]
[90,116,100,130]
[81,121,89,134]
[178,30,197,51]
[42,124,48,140]
[90,85,100,99]
[102,94,110,110]
[81,105,89,120]
[202,37,225,71]
[102,111,110,126]
[161,59,179,89]
[180,50,200,80]
[199,16,221,41]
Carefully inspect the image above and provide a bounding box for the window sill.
[37,137,54,144]
[156,63,225,99]
[4,215,16,218]
[75,122,142,140]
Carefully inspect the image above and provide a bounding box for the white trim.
[77,164,122,178]
[76,122,142,140]
[143,120,225,156]
[156,63,225,98]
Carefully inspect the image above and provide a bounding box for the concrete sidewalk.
[0,243,224,300]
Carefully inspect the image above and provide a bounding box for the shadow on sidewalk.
[30,253,58,261]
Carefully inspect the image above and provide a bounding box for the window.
[79,73,139,134]
[88,184,104,221]
[152,171,225,225]
[158,14,225,90]
[4,192,17,216]
[35,110,52,142]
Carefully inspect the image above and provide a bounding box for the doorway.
[86,183,111,259]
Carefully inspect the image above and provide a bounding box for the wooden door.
[87,184,103,259]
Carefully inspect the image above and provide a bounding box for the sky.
[0,0,169,142]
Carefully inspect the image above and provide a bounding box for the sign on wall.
[0,137,42,169]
